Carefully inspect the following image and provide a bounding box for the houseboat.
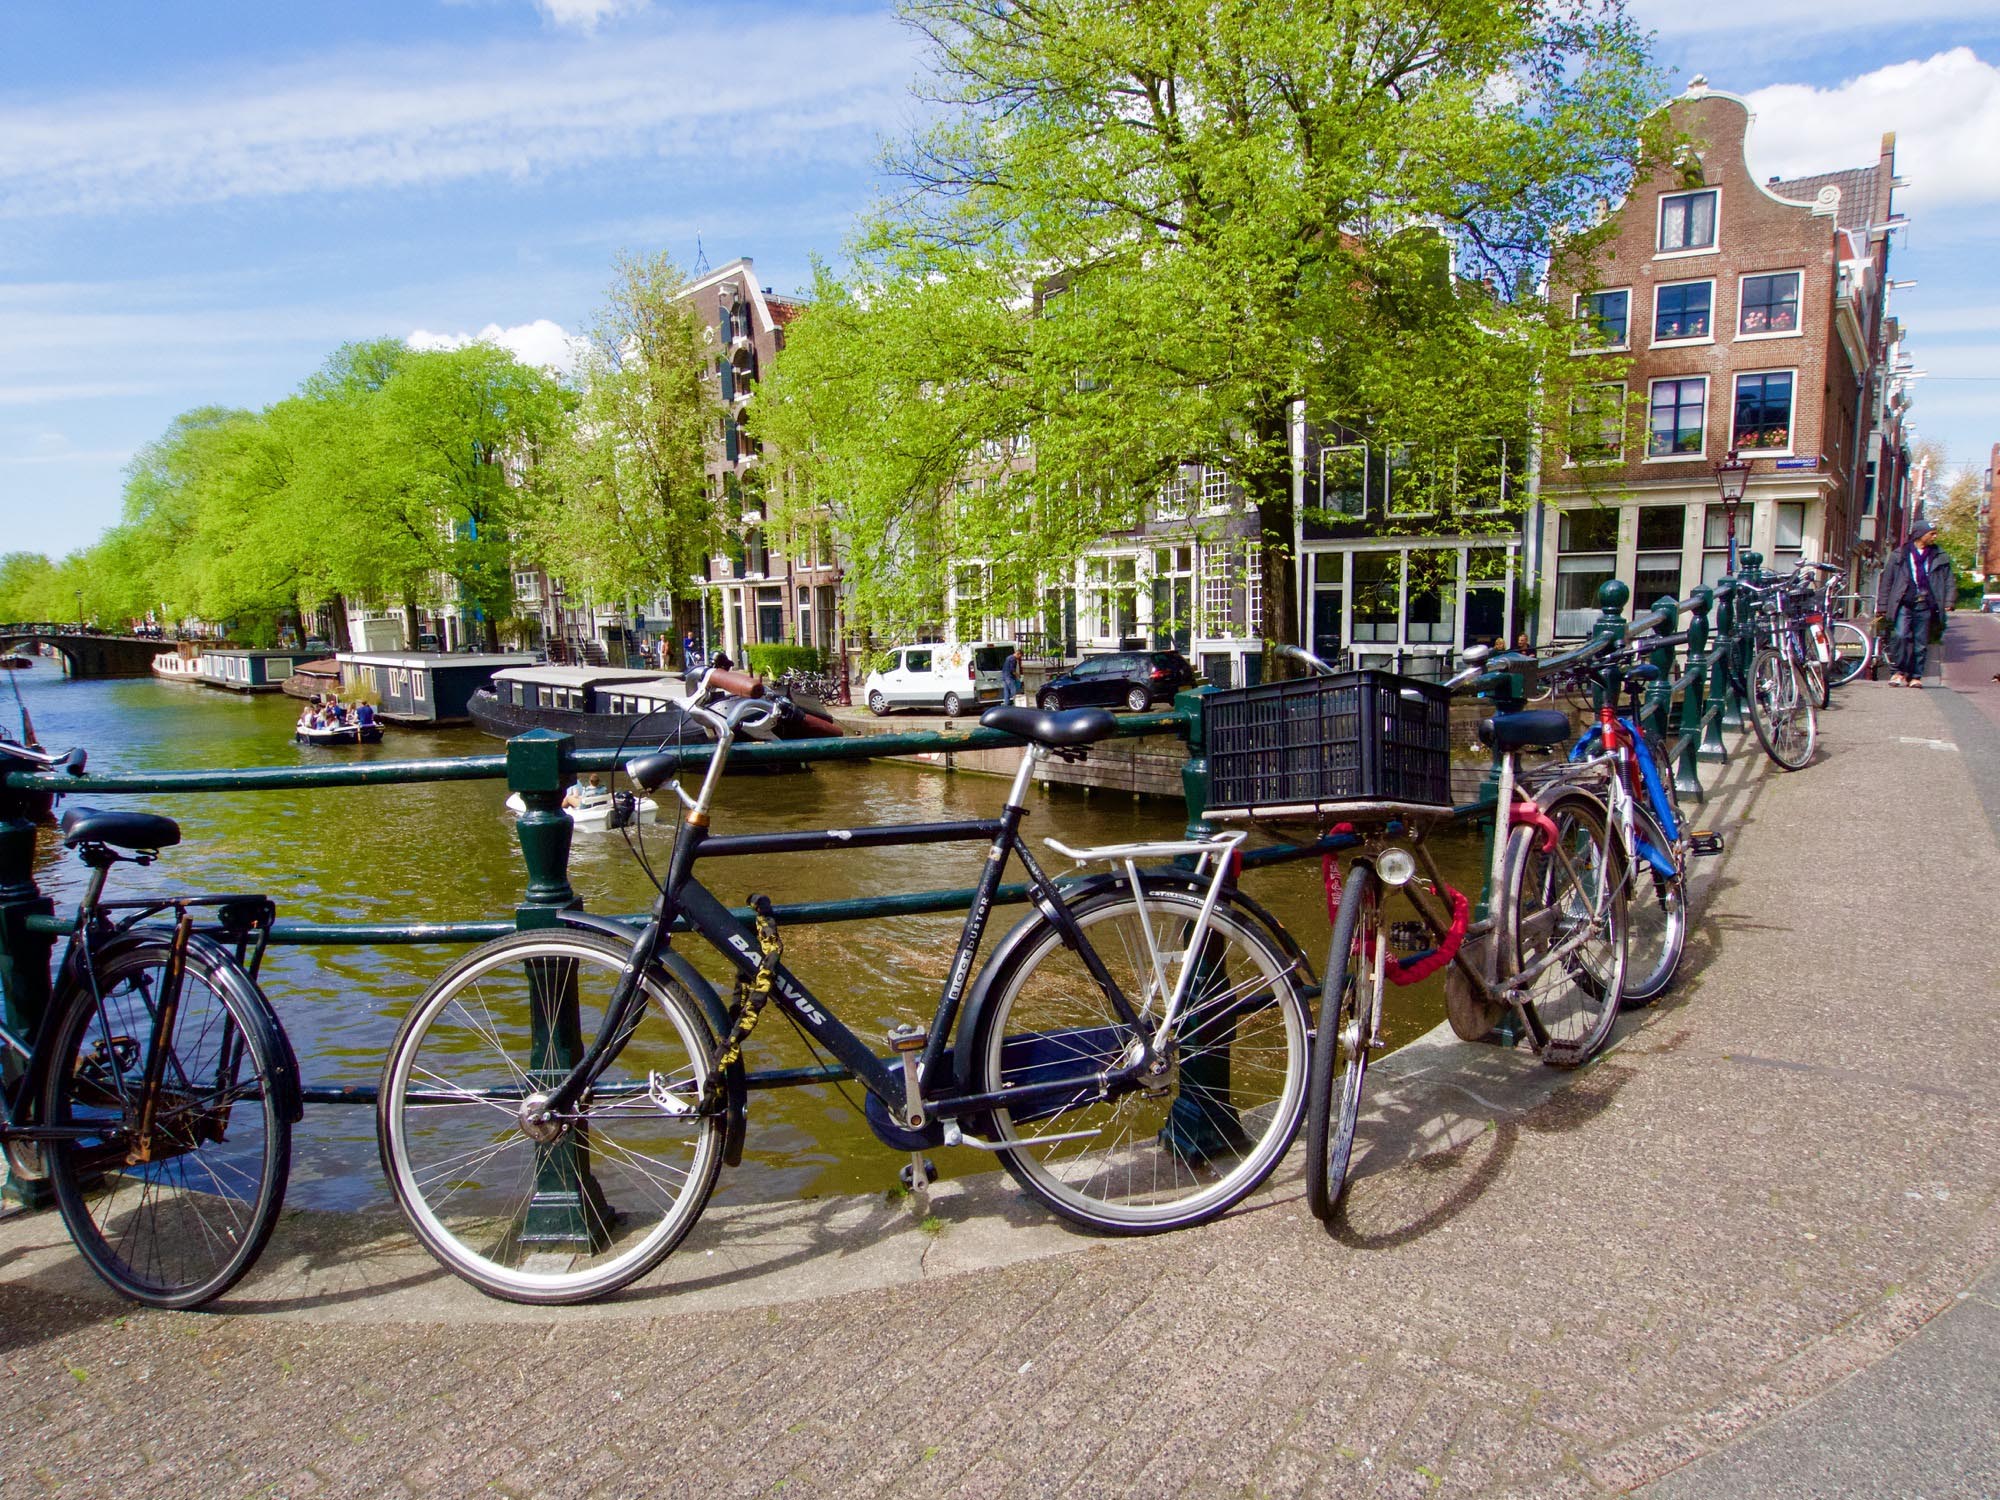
[468,666,702,749]
[336,652,538,726]
[152,644,204,683]
[197,648,298,692]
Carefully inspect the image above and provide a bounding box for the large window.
[1557,506,1618,636]
[1405,552,1455,645]
[1772,501,1807,573]
[1647,377,1707,457]
[1318,443,1368,517]
[1732,371,1794,452]
[1351,551,1399,644]
[1653,280,1713,342]
[1576,289,1630,350]
[1739,272,1801,336]
[1658,189,1718,253]
[1633,505,1686,606]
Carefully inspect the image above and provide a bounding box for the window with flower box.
[1574,289,1630,351]
[1647,377,1707,458]
[1653,280,1713,343]
[1732,371,1794,452]
[1738,271,1801,337]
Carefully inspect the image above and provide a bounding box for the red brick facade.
[1538,82,1904,637]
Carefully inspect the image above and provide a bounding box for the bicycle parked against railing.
[1550,639,1725,1007]
[375,678,1311,1303]
[1200,642,1629,1221]
[0,738,300,1308]
[1720,573,1819,771]
[1796,563,1873,690]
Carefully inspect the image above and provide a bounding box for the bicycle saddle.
[59,805,181,851]
[1624,663,1663,684]
[1477,710,1572,753]
[979,705,1117,748]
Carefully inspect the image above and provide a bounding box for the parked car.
[1037,650,1196,712]
[862,642,1009,716]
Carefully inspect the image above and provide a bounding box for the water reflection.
[7,659,1479,1208]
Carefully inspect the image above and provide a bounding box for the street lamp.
[1714,448,1753,574]
[74,591,83,632]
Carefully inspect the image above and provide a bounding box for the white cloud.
[0,14,916,219]
[534,0,645,32]
[408,318,581,373]
[1741,50,2000,207]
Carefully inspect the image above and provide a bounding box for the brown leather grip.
[707,669,762,699]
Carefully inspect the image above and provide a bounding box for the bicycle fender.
[87,927,306,1125]
[554,912,748,1166]
[952,869,1218,1097]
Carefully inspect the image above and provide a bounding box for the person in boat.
[356,701,376,729]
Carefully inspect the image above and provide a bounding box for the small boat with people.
[504,778,658,830]
[295,695,384,746]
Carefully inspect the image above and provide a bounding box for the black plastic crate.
[1202,670,1453,815]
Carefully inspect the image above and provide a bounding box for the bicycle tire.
[1826,621,1871,687]
[1303,863,1379,1222]
[377,929,724,1304]
[1803,653,1830,711]
[969,886,1308,1234]
[44,938,291,1309]
[1748,648,1816,771]
[1620,806,1686,1007]
[1499,789,1626,1067]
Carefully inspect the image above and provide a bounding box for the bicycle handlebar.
[0,739,87,775]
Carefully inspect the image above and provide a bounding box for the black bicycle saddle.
[1477,710,1573,753]
[978,706,1117,748]
[59,805,181,851]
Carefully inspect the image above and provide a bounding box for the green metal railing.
[2,585,1765,1132]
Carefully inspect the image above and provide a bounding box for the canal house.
[336,652,537,725]
[197,648,299,692]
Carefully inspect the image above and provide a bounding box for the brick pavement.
[2,677,1996,1498]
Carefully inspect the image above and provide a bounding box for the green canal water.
[6,657,1479,1209]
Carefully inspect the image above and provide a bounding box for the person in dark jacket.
[1877,521,1954,685]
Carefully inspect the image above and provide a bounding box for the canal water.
[5,658,1479,1209]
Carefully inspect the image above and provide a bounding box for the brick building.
[1540,78,1910,637]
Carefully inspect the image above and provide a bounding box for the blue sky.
[4,0,1998,559]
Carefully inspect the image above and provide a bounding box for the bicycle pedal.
[1687,830,1724,857]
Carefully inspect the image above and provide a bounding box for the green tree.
[758,0,1662,651]
[524,252,720,647]
[1936,463,1981,599]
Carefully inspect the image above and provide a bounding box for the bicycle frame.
[537,734,1235,1134]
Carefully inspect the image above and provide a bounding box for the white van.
[862,642,1010,716]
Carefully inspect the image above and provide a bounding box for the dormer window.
[1658,189,1718,254]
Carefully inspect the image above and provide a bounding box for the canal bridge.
[0,624,166,678]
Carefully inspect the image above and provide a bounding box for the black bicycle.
[376,682,1311,1303]
[0,738,300,1308]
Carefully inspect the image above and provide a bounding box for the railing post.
[1645,595,1679,746]
[1175,687,1211,841]
[0,777,54,1207]
[1679,587,1713,800]
[1167,686,1240,1155]
[1589,579,1630,713]
[505,729,610,1250]
[1711,578,1743,737]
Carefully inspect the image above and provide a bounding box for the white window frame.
[1651,277,1716,348]
[1566,383,1627,468]
[1572,287,1632,353]
[1199,464,1232,514]
[1644,375,1709,464]
[1457,434,1515,512]
[1656,188,1720,259]
[1317,441,1369,518]
[1730,367,1799,458]
[1384,443,1440,520]
[1736,269,1805,341]
[412,671,426,703]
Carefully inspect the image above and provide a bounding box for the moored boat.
[295,720,384,746]
[468,665,706,749]
[504,788,659,830]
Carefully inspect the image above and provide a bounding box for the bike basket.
[1201,670,1453,819]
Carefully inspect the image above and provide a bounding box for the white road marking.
[1897,737,1958,751]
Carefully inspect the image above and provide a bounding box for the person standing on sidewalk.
[1878,521,1955,686]
[1001,645,1022,706]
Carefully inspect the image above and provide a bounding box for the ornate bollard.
[1679,587,1713,799]
[1169,685,1236,1154]
[1176,685,1212,841]
[1589,579,1631,714]
[1711,578,1742,738]
[506,729,610,1250]
[1645,595,1680,747]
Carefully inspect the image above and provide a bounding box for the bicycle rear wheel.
[1826,621,1871,687]
[1500,790,1626,1066]
[1620,807,1686,1007]
[44,939,291,1309]
[1304,863,1379,1222]
[1749,648,1816,770]
[377,929,724,1304]
[969,886,1308,1234]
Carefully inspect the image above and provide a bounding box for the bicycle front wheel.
[1621,807,1687,1007]
[1749,648,1816,771]
[1500,790,1626,1067]
[44,939,291,1309]
[377,929,724,1304]
[1304,863,1380,1222]
[970,886,1308,1234]
[1826,621,1872,687]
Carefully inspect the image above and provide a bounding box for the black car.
[1038,650,1196,712]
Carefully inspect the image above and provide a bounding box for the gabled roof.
[1770,167,1882,233]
